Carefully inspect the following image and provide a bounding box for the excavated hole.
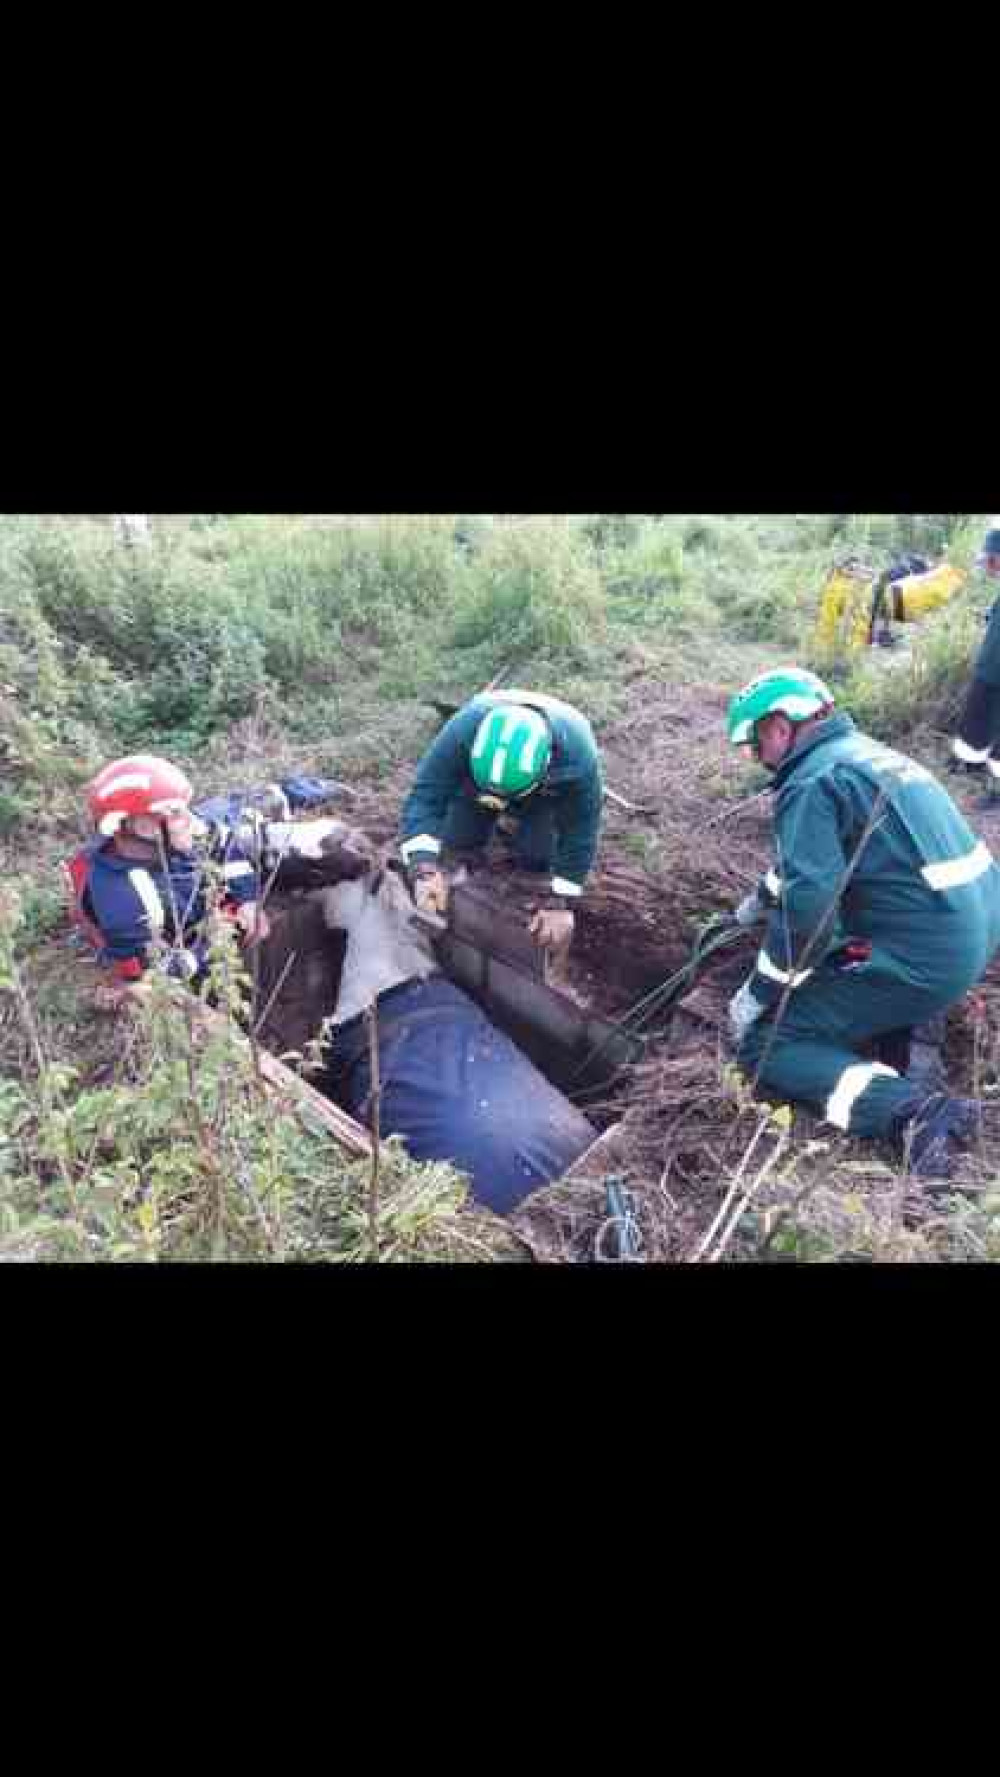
[249,885,707,1129]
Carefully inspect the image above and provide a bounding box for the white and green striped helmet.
[470,703,553,798]
[727,668,835,746]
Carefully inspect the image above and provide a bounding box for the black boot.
[906,1039,949,1099]
[872,1027,911,1073]
[873,1022,948,1097]
[895,1093,982,1181]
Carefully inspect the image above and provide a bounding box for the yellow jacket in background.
[815,560,966,655]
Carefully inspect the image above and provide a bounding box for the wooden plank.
[561,1121,626,1180]
[127,980,373,1158]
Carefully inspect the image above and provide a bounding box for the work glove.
[529,906,576,951]
[734,887,767,929]
[728,978,766,1048]
[411,864,450,916]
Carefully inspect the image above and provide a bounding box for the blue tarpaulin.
[326,976,596,1215]
[193,776,347,827]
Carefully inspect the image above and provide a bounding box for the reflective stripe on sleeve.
[764,868,782,896]
[550,876,583,898]
[921,841,993,891]
[756,948,813,988]
[825,1062,899,1131]
[128,868,165,934]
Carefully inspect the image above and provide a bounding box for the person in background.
[951,517,1000,786]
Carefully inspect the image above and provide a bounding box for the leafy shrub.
[575,514,649,552]
[8,881,66,949]
[0,790,27,837]
[117,617,269,746]
[0,897,516,1264]
[839,514,970,558]
[453,515,495,553]
[451,518,606,661]
[605,519,685,600]
[17,519,152,670]
[828,602,984,743]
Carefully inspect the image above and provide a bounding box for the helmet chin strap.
[130,814,169,842]
[117,814,179,859]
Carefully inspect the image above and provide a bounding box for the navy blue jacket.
[86,820,260,980]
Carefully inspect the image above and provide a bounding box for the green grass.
[0,512,984,794]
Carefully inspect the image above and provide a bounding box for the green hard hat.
[727,668,835,746]
[469,703,553,798]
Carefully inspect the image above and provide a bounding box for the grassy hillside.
[1,511,996,1262]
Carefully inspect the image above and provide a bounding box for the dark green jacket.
[749,712,1000,1007]
[972,598,1000,688]
[399,690,603,890]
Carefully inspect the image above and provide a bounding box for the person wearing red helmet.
[81,753,270,997]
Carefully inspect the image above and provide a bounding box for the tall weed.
[451,518,605,662]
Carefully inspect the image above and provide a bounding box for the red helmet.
[86,754,193,837]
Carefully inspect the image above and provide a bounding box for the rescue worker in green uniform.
[726,667,1000,1179]
[951,517,1000,787]
[398,690,603,956]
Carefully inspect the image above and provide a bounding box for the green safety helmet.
[727,668,835,747]
[469,703,553,799]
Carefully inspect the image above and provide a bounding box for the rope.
[569,914,747,1084]
[613,919,746,1038]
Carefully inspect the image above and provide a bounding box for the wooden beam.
[127,980,373,1158]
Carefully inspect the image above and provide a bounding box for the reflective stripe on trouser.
[737,956,987,1139]
[441,792,557,870]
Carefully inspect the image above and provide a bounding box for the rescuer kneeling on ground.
[725,668,1000,1181]
[79,754,270,1006]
